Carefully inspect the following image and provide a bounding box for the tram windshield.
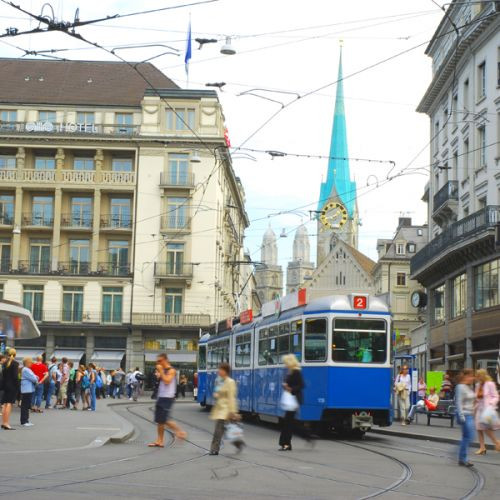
[332,318,387,363]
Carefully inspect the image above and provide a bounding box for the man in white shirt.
[131,367,144,401]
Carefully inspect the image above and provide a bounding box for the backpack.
[81,373,90,390]
[96,373,103,389]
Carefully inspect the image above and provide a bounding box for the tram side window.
[290,320,302,361]
[278,323,290,359]
[235,333,251,367]
[221,339,230,364]
[198,345,206,370]
[268,326,278,364]
[304,318,327,362]
[258,329,269,365]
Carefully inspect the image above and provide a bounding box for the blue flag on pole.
[185,19,192,77]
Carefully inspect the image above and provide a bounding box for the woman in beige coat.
[209,362,243,455]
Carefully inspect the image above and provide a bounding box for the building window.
[407,243,416,253]
[34,157,55,170]
[166,243,184,275]
[115,113,133,134]
[451,273,467,318]
[108,240,129,275]
[165,288,183,314]
[478,126,486,167]
[396,243,405,255]
[110,198,131,228]
[166,108,195,131]
[23,284,43,321]
[166,197,188,229]
[432,284,445,324]
[0,238,11,272]
[0,156,16,169]
[452,94,458,129]
[29,239,50,274]
[168,153,189,185]
[102,287,123,323]
[71,197,92,227]
[69,239,90,275]
[463,138,470,180]
[443,107,448,140]
[477,61,486,99]
[112,158,133,172]
[62,286,84,322]
[0,194,14,224]
[74,157,95,171]
[39,110,56,123]
[0,284,3,300]
[32,195,53,226]
[396,273,406,286]
[463,78,469,113]
[76,111,95,124]
[474,259,499,310]
[0,110,17,129]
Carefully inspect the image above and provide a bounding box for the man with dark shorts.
[148,353,187,448]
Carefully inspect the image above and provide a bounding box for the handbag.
[224,422,244,443]
[280,390,299,412]
[479,406,500,428]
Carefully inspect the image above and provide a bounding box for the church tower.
[317,47,359,267]
[255,225,283,303]
[286,225,314,294]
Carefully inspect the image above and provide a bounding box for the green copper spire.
[318,47,356,216]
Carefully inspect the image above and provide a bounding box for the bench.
[426,400,455,428]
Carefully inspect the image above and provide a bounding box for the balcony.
[432,180,458,227]
[22,213,54,228]
[99,170,135,185]
[61,170,96,184]
[61,214,93,230]
[21,169,57,183]
[0,169,17,182]
[154,262,194,282]
[411,205,500,283]
[0,260,11,273]
[17,260,51,274]
[160,171,195,189]
[100,215,132,230]
[97,262,132,277]
[32,310,129,325]
[57,261,91,276]
[160,216,191,233]
[132,312,210,327]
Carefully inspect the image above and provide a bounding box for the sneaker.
[22,422,34,427]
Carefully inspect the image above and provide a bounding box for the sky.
[0,0,445,269]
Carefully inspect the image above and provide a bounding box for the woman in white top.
[394,366,411,425]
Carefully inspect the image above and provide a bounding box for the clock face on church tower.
[320,201,348,230]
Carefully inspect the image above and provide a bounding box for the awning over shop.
[91,350,125,370]
[145,352,196,363]
[52,350,85,364]
[14,348,44,362]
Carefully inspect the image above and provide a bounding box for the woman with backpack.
[89,363,97,411]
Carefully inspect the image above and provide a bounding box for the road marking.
[76,427,120,431]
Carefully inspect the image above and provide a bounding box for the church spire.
[318,45,356,217]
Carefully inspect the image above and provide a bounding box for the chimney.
[398,217,412,228]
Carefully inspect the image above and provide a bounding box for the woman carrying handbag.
[209,362,244,455]
[474,369,500,454]
[279,354,312,451]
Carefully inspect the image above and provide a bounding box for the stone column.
[465,264,474,369]
[45,331,55,358]
[52,188,62,270]
[12,186,23,269]
[85,331,94,367]
[91,189,101,271]
[443,278,451,371]
[127,329,145,371]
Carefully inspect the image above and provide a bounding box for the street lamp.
[220,37,236,55]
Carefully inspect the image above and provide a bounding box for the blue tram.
[197,292,393,432]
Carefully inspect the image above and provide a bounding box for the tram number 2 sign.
[353,295,367,310]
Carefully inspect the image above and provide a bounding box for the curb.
[370,428,496,450]
[106,402,137,443]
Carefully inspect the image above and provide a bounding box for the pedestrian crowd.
[394,365,499,467]
[0,347,145,429]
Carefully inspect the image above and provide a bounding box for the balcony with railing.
[432,180,458,226]
[60,214,93,230]
[0,259,11,273]
[21,169,57,183]
[0,213,14,226]
[132,312,210,327]
[32,309,129,324]
[154,262,194,281]
[22,213,54,228]
[411,205,500,281]
[160,170,195,188]
[0,169,17,182]
[97,262,132,277]
[17,260,51,274]
[100,215,132,230]
[57,261,91,275]
[160,215,191,233]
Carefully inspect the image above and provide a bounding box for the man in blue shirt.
[21,357,39,426]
